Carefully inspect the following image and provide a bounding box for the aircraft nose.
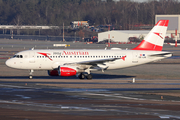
[5,59,13,68]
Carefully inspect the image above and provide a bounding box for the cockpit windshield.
[13,55,23,58]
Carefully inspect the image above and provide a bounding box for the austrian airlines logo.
[153,32,163,39]
[121,56,126,61]
[37,52,52,61]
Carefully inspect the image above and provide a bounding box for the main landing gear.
[78,73,92,80]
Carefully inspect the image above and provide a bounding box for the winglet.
[132,20,169,51]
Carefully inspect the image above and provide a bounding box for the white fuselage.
[5,20,171,79]
[5,49,171,71]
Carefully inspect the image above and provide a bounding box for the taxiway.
[0,38,180,120]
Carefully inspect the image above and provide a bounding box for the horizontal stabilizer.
[149,53,172,57]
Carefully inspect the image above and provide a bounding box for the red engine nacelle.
[59,66,77,76]
[48,70,59,76]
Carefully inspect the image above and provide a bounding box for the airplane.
[5,20,172,79]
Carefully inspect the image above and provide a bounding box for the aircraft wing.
[64,58,121,70]
[66,58,119,65]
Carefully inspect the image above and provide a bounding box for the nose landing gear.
[29,69,34,79]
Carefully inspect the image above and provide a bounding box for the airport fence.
[0,34,80,42]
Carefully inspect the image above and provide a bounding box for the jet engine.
[58,66,77,76]
[48,70,59,76]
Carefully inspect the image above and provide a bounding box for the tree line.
[0,0,180,36]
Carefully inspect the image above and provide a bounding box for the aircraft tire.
[79,73,85,79]
[86,74,92,80]
[29,75,33,79]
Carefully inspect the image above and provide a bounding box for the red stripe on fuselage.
[37,52,52,61]
[132,40,162,51]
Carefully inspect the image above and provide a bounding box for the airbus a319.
[6,20,172,79]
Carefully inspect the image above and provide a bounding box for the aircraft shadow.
[0,74,135,80]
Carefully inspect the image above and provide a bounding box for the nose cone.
[5,59,13,68]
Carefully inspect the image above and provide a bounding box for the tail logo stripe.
[153,32,163,39]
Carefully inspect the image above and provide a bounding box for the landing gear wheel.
[79,73,85,79]
[29,69,34,79]
[86,74,92,80]
[29,75,33,79]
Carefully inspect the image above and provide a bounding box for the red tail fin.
[132,20,169,51]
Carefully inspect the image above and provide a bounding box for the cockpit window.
[13,55,15,58]
[13,55,23,58]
